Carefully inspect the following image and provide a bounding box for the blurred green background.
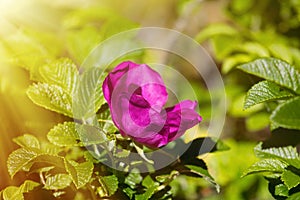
[2,0,300,199]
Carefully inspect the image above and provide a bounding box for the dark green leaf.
[238,58,300,94]
[270,97,300,130]
[242,159,288,177]
[244,80,294,109]
[185,164,220,192]
[27,83,73,117]
[254,143,300,167]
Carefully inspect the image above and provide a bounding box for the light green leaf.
[18,180,40,194]
[185,164,220,192]
[44,174,72,190]
[74,68,106,119]
[39,58,78,93]
[245,112,269,132]
[281,170,300,190]
[142,175,157,188]
[97,175,118,197]
[195,23,238,43]
[47,122,80,147]
[222,54,254,74]
[238,58,300,94]
[2,180,40,200]
[13,134,40,149]
[66,26,102,64]
[7,148,40,178]
[2,186,23,200]
[254,144,300,167]
[242,159,288,177]
[237,42,270,57]
[270,97,300,130]
[64,160,94,189]
[7,146,68,178]
[244,80,294,109]
[274,184,289,197]
[27,83,73,117]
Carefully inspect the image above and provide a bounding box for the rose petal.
[102,61,139,103]
[165,100,202,142]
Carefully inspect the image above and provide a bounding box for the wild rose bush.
[1,59,225,199]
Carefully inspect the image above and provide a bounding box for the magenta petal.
[164,100,202,142]
[102,61,139,103]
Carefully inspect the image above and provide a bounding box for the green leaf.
[124,169,143,189]
[274,184,289,197]
[27,83,73,117]
[64,160,93,189]
[39,58,78,93]
[254,144,300,167]
[238,58,300,94]
[18,180,40,194]
[281,170,300,190]
[123,187,135,199]
[135,176,159,200]
[185,164,220,192]
[2,181,39,200]
[44,174,72,190]
[97,175,118,197]
[74,68,106,119]
[244,81,294,109]
[2,186,23,200]
[245,112,269,131]
[7,147,40,178]
[287,192,300,200]
[66,27,102,64]
[135,187,157,200]
[76,124,107,145]
[7,146,68,178]
[195,23,238,43]
[270,97,300,130]
[222,54,254,74]
[97,108,118,137]
[142,175,157,188]
[13,134,40,149]
[242,159,288,176]
[47,122,81,147]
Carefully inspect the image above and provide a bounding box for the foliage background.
[1,0,299,199]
